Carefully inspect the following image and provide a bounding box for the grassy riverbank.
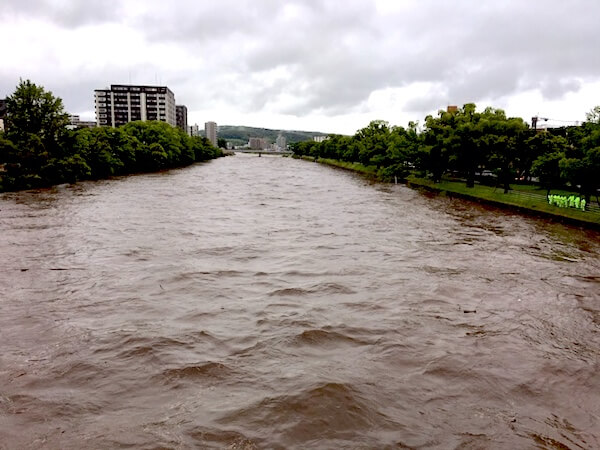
[300,156,379,179]
[300,156,600,228]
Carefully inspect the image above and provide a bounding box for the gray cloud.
[2,0,600,126]
[539,78,582,100]
[0,0,122,27]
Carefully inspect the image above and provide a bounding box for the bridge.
[234,149,293,156]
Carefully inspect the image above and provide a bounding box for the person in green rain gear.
[581,198,586,211]
[575,197,581,209]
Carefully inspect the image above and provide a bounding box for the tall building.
[275,134,286,151]
[94,84,176,127]
[188,123,199,137]
[176,105,188,132]
[249,137,268,150]
[205,121,217,147]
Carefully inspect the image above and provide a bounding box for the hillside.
[200,125,330,146]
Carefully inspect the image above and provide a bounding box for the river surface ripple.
[1,155,599,449]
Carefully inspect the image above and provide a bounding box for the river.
[1,154,599,449]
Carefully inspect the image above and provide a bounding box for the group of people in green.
[548,194,586,211]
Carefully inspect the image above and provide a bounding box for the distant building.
[176,105,188,132]
[249,137,269,150]
[188,123,199,137]
[313,136,329,143]
[67,115,96,129]
[248,137,261,149]
[94,84,176,127]
[275,134,287,151]
[205,121,217,147]
[447,105,458,113]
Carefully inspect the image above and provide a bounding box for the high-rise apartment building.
[176,105,188,132]
[94,84,176,127]
[205,121,217,147]
[275,134,287,151]
[249,137,269,150]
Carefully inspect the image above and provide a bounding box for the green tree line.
[0,80,222,192]
[291,104,600,202]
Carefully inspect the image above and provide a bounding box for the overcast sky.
[2,0,599,134]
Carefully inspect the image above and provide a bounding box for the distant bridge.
[234,149,294,156]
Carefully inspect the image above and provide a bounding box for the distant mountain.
[199,125,330,146]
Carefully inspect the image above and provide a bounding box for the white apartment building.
[248,137,269,150]
[275,134,287,151]
[205,121,217,147]
[94,84,176,127]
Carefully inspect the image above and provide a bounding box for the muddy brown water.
[1,154,599,449]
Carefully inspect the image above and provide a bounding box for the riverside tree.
[292,103,599,204]
[1,79,70,188]
[559,112,600,203]
[0,80,222,192]
[4,79,69,151]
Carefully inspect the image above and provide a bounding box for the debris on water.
[463,309,477,314]
[20,268,28,272]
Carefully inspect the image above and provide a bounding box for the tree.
[0,133,19,189]
[0,80,71,188]
[531,151,564,195]
[4,79,69,153]
[476,108,528,193]
[451,104,480,187]
[422,112,452,182]
[378,125,418,181]
[527,133,568,193]
[560,118,600,204]
[355,120,390,167]
[585,105,600,124]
